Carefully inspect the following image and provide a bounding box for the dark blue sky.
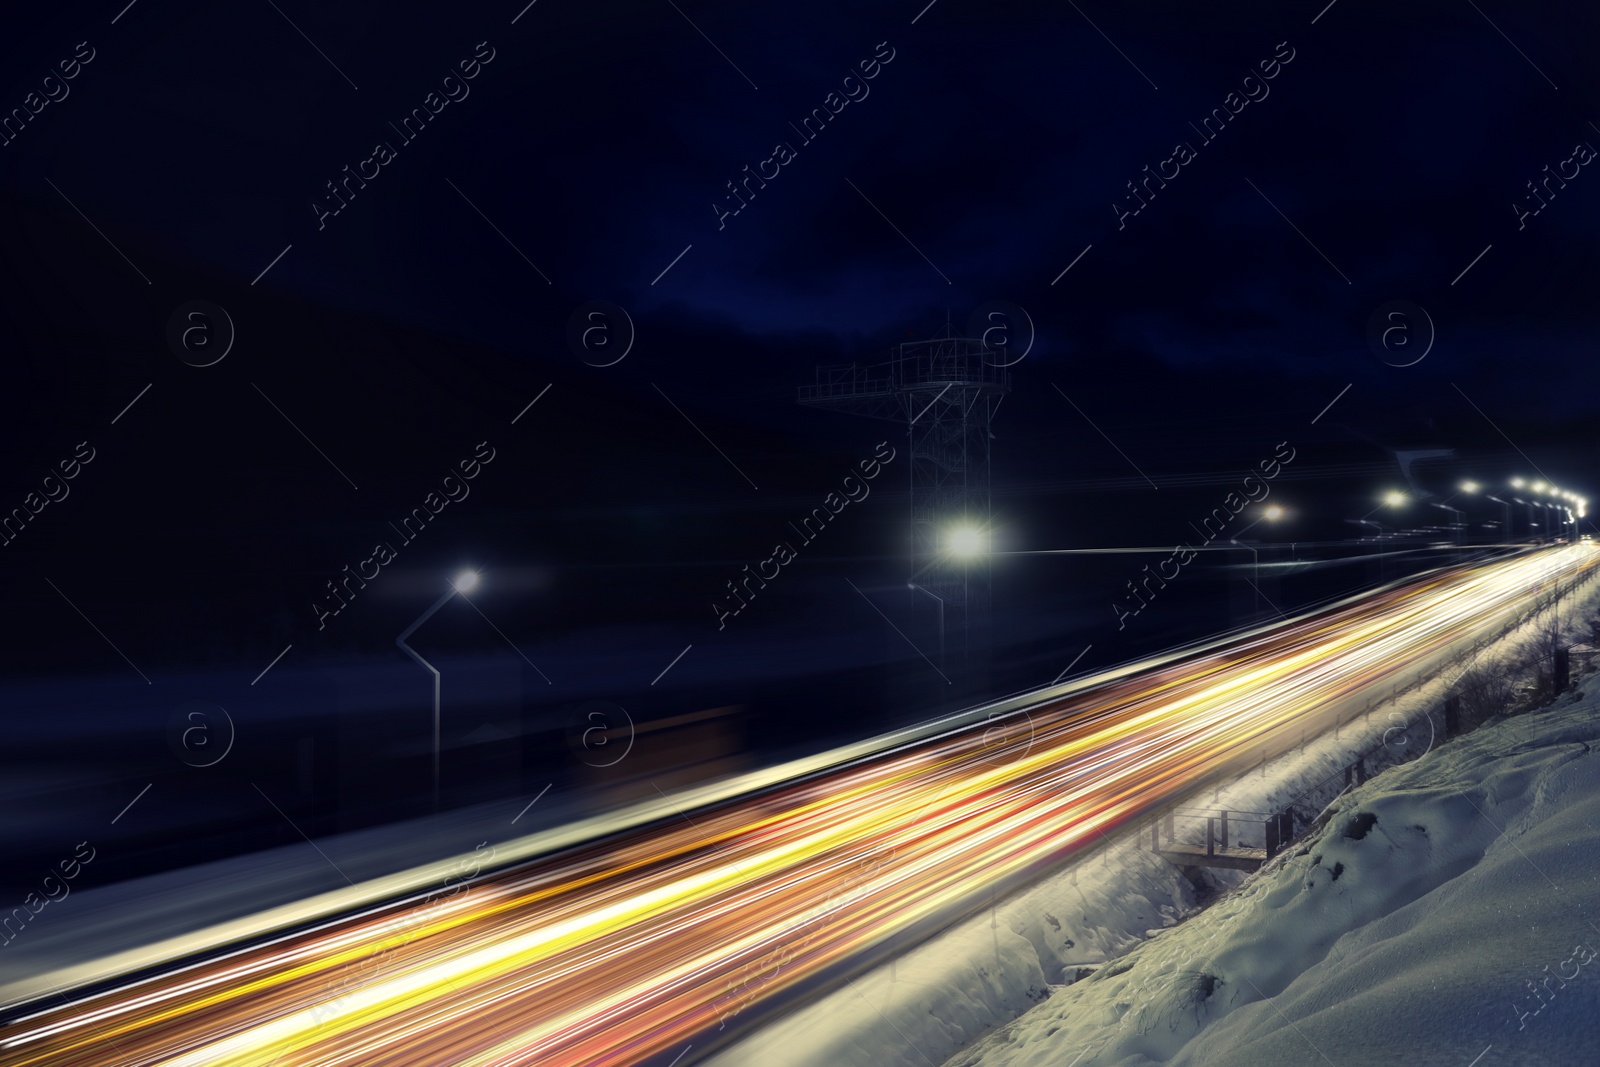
[1,0,1597,684]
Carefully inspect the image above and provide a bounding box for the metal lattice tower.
[799,325,1010,661]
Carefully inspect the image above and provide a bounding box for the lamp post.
[1484,492,1510,543]
[1513,497,1535,542]
[907,582,945,665]
[940,520,991,660]
[1431,502,1464,560]
[1227,503,1283,618]
[396,570,479,812]
[1228,538,1261,617]
[1444,481,1479,550]
[1487,496,1513,543]
[1346,518,1387,583]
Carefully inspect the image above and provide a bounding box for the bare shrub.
[1451,657,1515,730]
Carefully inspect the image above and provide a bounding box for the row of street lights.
[400,486,1584,808]
[1343,479,1586,545]
[1233,477,1588,600]
[1507,478,1586,540]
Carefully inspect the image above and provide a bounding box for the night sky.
[2,1,1598,867]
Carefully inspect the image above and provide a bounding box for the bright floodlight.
[948,526,986,558]
[1383,490,1407,508]
[1264,504,1284,521]
[1533,481,1549,493]
[1461,480,1479,493]
[1511,478,1526,489]
[453,570,480,593]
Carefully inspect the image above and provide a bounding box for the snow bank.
[950,685,1600,1067]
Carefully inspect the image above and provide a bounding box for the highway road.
[3,546,1594,1067]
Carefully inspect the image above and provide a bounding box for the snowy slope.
[949,687,1600,1067]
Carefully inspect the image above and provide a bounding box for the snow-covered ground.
[706,562,1600,1067]
[946,678,1600,1067]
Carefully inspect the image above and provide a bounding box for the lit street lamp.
[1229,503,1285,616]
[906,521,991,662]
[397,570,480,812]
[947,524,986,559]
[1233,502,1286,541]
[1358,491,1406,531]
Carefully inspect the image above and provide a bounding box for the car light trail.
[3,548,1594,1067]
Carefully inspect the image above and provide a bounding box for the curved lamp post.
[397,570,479,811]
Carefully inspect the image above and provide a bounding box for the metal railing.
[1149,807,1294,861]
[1146,555,1600,871]
[797,339,1010,403]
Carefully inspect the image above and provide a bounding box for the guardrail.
[1145,554,1600,874]
[1149,807,1294,871]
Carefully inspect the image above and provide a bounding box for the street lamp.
[947,524,986,559]
[1360,491,1406,526]
[906,521,992,661]
[1487,495,1513,542]
[396,570,479,811]
[1513,496,1540,541]
[1345,517,1391,582]
[1431,502,1464,560]
[1230,503,1285,615]
[1234,502,1286,540]
[1228,538,1263,616]
[1352,491,1406,556]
